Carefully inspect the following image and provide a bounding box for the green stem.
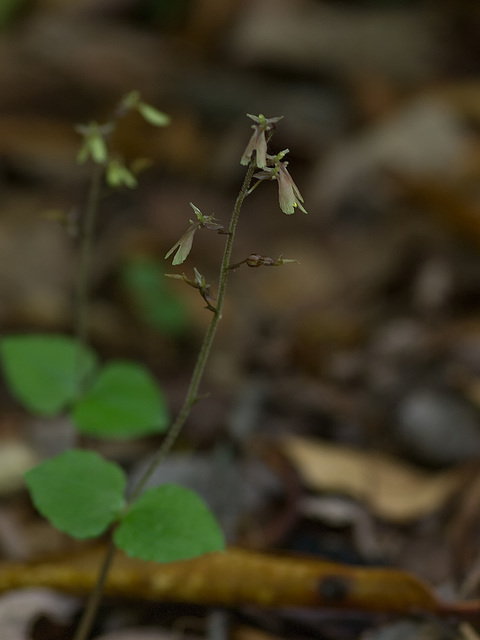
[74,163,103,396]
[72,159,256,640]
[72,538,116,640]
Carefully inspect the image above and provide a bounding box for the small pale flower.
[241,114,283,169]
[165,203,224,265]
[106,159,138,188]
[118,90,171,126]
[75,121,113,165]
[252,150,307,215]
[276,161,307,214]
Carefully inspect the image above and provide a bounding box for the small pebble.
[396,389,480,465]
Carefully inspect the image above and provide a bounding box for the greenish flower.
[253,150,307,215]
[241,114,283,169]
[106,159,137,189]
[75,121,113,165]
[276,161,307,214]
[165,203,223,266]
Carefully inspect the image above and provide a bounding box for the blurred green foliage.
[121,255,190,336]
[0,0,27,29]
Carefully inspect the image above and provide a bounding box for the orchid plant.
[0,103,306,640]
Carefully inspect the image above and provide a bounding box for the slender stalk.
[72,538,116,640]
[74,163,103,396]
[128,157,257,502]
[72,158,256,640]
[72,164,106,640]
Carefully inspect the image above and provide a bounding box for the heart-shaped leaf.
[25,450,126,538]
[72,361,169,439]
[114,484,225,562]
[0,335,97,415]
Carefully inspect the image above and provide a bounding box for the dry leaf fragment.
[0,546,479,617]
[281,436,465,522]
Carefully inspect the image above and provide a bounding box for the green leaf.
[120,256,189,335]
[0,0,24,29]
[0,334,97,415]
[72,361,169,439]
[137,103,171,127]
[114,484,225,562]
[25,450,126,539]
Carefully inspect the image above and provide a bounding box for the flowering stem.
[74,162,103,397]
[72,158,256,640]
[128,156,257,501]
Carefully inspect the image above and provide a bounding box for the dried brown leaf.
[281,435,465,522]
[0,546,478,616]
